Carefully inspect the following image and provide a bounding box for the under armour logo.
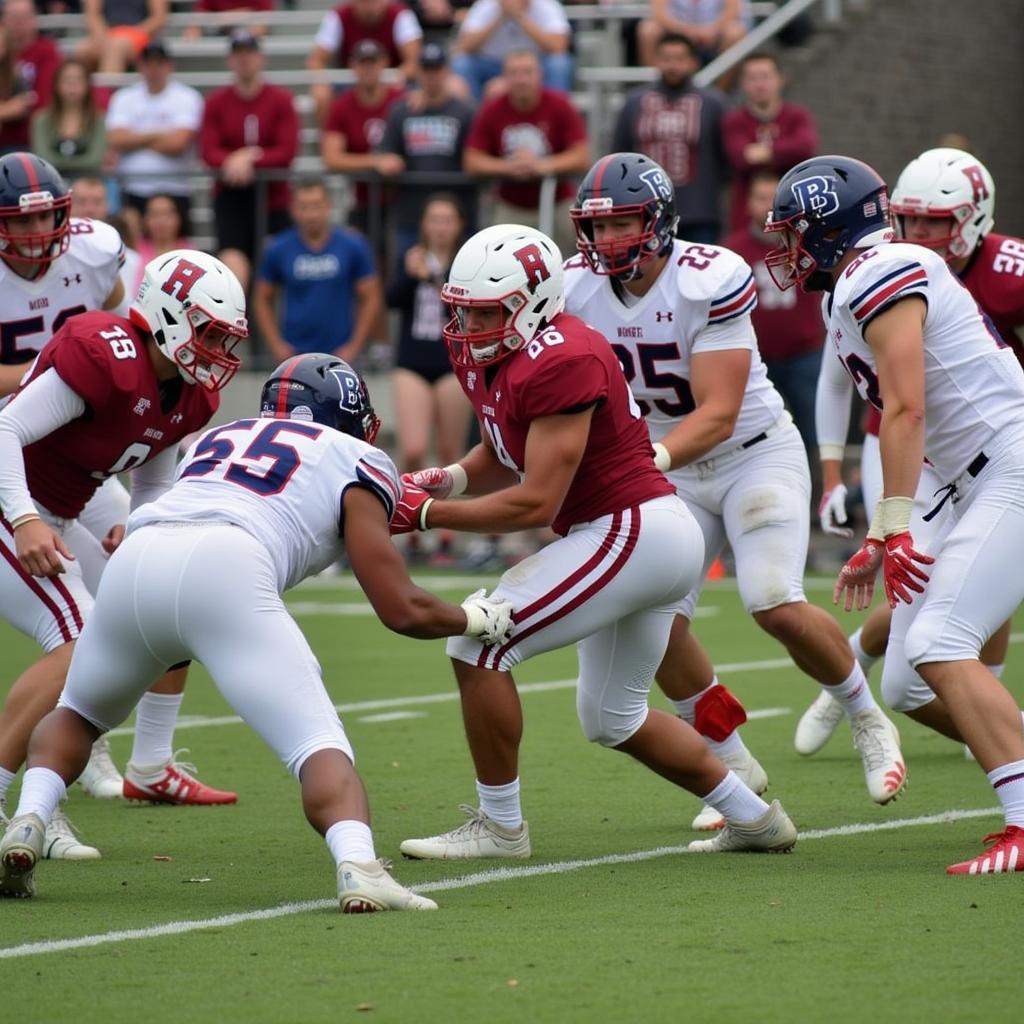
[655,311,673,322]
[170,412,184,424]
[466,370,477,392]
[791,175,840,217]
[63,273,82,286]
[495,390,502,401]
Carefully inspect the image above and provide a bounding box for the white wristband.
[418,497,434,531]
[462,602,485,637]
[818,444,845,463]
[880,495,914,537]
[444,463,468,497]
[652,442,671,472]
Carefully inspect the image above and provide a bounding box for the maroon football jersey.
[454,312,675,535]
[961,232,1024,367]
[15,311,218,519]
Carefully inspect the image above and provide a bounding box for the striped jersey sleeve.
[355,447,401,520]
[847,261,928,329]
[707,270,757,325]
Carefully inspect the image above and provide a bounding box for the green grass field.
[1,573,1020,1024]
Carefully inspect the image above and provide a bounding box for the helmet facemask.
[0,193,72,270]
[571,197,672,282]
[764,215,819,290]
[442,290,529,368]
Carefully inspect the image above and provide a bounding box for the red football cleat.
[123,753,237,806]
[946,825,1024,875]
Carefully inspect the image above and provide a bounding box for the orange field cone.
[707,558,727,580]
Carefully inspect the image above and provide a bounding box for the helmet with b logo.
[0,152,72,269]
[441,224,564,368]
[130,249,248,392]
[571,152,679,281]
[890,148,994,260]
[765,156,894,291]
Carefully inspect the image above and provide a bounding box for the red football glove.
[401,467,455,498]
[389,483,434,535]
[882,531,934,608]
[833,538,884,612]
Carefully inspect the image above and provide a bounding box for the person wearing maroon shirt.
[200,29,299,291]
[722,170,824,451]
[388,223,797,860]
[463,49,588,259]
[0,0,60,152]
[184,0,275,40]
[320,38,405,238]
[307,0,423,124]
[722,52,817,234]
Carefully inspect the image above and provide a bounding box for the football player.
[802,149,1024,757]
[391,224,797,860]
[0,249,246,859]
[0,354,514,910]
[0,153,234,824]
[561,152,906,814]
[768,154,1024,874]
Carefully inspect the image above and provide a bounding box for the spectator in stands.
[452,0,572,100]
[722,51,817,233]
[183,0,275,40]
[407,0,473,42]
[307,0,423,124]
[69,174,145,296]
[135,192,195,281]
[721,170,824,450]
[200,29,299,291]
[637,0,747,67]
[377,41,477,259]
[463,48,587,257]
[321,38,405,240]
[78,0,170,75]
[612,33,728,245]
[0,0,60,153]
[254,178,382,364]
[30,58,107,179]
[105,40,202,242]
[386,193,471,565]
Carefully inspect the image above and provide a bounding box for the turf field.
[1,573,1020,1024]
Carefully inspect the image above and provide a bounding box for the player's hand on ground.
[834,538,884,612]
[882,531,934,608]
[102,524,126,555]
[14,518,75,578]
[461,587,515,646]
[818,483,853,538]
[390,482,434,534]
[402,467,455,498]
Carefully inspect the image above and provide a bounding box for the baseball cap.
[229,29,261,52]
[420,42,447,68]
[138,39,170,61]
[351,39,386,62]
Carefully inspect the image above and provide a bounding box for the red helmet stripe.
[274,356,302,417]
[16,153,41,193]
[591,154,616,198]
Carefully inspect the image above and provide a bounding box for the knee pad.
[693,685,747,741]
[880,660,935,713]
[576,691,648,748]
[288,734,355,779]
[735,486,792,534]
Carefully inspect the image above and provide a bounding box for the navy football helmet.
[260,354,381,444]
[0,152,72,268]
[571,152,679,280]
[765,155,894,291]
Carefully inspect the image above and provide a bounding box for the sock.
[988,760,1024,828]
[849,627,881,675]
[130,692,184,767]
[824,663,876,718]
[669,678,718,724]
[701,770,769,824]
[476,778,522,830]
[707,731,748,761]
[0,765,15,805]
[325,820,376,866]
[14,766,66,823]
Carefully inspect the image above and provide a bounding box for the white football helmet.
[441,224,564,368]
[890,148,995,260]
[129,249,248,392]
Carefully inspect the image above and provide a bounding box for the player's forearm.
[877,405,925,502]
[0,418,34,523]
[426,484,553,532]
[379,587,473,639]
[0,363,28,398]
[820,458,844,494]
[457,441,520,495]
[657,406,739,469]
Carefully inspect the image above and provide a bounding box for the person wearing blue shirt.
[254,179,382,363]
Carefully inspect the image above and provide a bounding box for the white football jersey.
[826,242,1024,482]
[128,417,401,592]
[0,218,125,367]
[564,240,784,460]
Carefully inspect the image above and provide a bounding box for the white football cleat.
[43,808,101,860]
[337,859,437,912]
[687,800,797,854]
[794,690,845,756]
[850,707,907,804]
[0,813,45,897]
[691,749,769,831]
[400,804,531,860]
[78,737,125,799]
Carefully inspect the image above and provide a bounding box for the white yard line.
[0,805,1000,961]
[286,601,719,619]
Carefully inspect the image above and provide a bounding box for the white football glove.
[402,464,467,499]
[818,483,853,538]
[461,588,515,647]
